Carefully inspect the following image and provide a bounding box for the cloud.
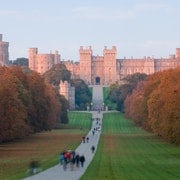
[0,10,21,16]
[72,6,135,20]
[135,2,169,12]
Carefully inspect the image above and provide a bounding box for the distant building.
[0,34,9,66]
[28,48,60,74]
[28,46,180,85]
[59,81,75,110]
[64,46,180,85]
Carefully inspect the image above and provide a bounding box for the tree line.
[0,66,68,143]
[107,68,180,144]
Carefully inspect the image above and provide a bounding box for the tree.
[108,73,147,111]
[71,79,92,110]
[0,67,30,142]
[125,68,180,144]
[43,63,71,86]
[11,58,29,66]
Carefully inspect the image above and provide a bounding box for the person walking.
[91,145,95,153]
[75,153,80,167]
[79,154,85,167]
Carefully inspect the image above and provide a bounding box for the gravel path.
[24,86,103,180]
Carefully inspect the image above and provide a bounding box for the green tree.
[43,63,71,86]
[71,79,92,110]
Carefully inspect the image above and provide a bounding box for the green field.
[0,112,91,180]
[81,112,180,180]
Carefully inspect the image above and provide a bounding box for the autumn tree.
[125,68,180,144]
[0,67,30,142]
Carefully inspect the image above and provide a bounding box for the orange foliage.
[125,67,180,144]
[0,66,63,142]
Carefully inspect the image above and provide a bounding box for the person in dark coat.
[75,153,80,167]
[79,154,85,167]
[91,145,95,153]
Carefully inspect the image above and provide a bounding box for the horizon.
[1,0,180,60]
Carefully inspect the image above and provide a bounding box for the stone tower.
[176,48,180,58]
[0,34,9,66]
[28,48,38,71]
[103,46,117,84]
[59,81,75,110]
[79,46,92,84]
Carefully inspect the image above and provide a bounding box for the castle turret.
[176,48,180,58]
[0,34,9,66]
[79,46,92,84]
[28,48,38,71]
[54,50,60,64]
[103,46,117,84]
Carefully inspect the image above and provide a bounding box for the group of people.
[59,150,85,171]
[59,111,100,171]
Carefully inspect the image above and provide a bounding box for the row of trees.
[125,68,180,144]
[0,66,68,143]
[108,73,147,111]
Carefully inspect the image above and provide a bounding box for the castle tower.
[54,50,60,64]
[0,34,9,66]
[28,48,38,71]
[79,46,92,84]
[103,46,117,84]
[59,81,75,110]
[176,48,180,58]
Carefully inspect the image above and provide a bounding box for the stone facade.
[28,48,60,74]
[59,81,75,110]
[64,46,180,85]
[28,46,180,85]
[0,34,9,66]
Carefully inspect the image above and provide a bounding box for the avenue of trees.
[125,68,180,144]
[107,69,180,144]
[0,66,66,143]
[108,73,147,111]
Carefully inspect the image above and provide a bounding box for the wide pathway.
[24,86,104,180]
[91,85,104,110]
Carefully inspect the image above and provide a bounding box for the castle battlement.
[28,45,180,85]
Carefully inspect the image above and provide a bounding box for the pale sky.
[1,0,180,61]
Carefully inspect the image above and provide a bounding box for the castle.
[28,46,180,85]
[0,34,9,66]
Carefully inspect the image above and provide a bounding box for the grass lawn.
[81,112,180,180]
[103,87,117,110]
[0,111,92,180]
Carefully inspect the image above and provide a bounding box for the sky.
[1,0,180,61]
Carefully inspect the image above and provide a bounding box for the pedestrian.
[59,152,64,165]
[79,154,85,167]
[75,153,80,167]
[86,137,89,143]
[82,136,86,143]
[91,145,95,153]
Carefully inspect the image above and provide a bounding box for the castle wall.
[64,46,180,85]
[28,48,60,74]
[28,45,180,86]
